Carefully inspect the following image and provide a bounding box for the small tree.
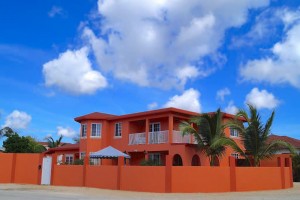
[292,153,300,182]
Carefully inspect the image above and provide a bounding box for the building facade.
[74,107,244,166]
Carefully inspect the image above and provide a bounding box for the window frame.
[149,122,161,132]
[230,128,239,138]
[231,153,239,159]
[81,124,87,138]
[114,122,122,138]
[91,123,102,138]
[149,153,161,165]
[65,154,74,165]
[80,152,86,160]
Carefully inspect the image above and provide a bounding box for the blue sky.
[1,0,300,144]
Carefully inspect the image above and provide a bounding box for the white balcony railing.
[148,131,168,144]
[172,130,191,143]
[129,132,146,145]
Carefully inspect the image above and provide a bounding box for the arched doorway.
[191,155,201,166]
[173,154,183,166]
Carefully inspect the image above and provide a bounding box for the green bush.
[140,159,162,166]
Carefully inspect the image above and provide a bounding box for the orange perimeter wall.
[52,165,84,187]
[85,165,118,189]
[236,167,282,191]
[120,166,166,192]
[172,166,231,193]
[0,153,14,183]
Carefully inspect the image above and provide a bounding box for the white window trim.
[91,123,102,138]
[80,152,86,160]
[149,122,161,132]
[65,154,74,164]
[81,124,87,138]
[231,153,239,159]
[114,122,122,138]
[230,128,239,138]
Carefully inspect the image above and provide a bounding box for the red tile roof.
[74,112,117,122]
[45,143,79,154]
[268,134,300,148]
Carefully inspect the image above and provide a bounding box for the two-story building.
[72,107,244,167]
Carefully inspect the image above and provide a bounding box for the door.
[41,156,52,185]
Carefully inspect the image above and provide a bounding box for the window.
[231,153,239,159]
[91,123,101,137]
[65,154,74,164]
[149,153,161,165]
[115,122,122,137]
[90,158,101,166]
[80,152,86,160]
[149,122,160,132]
[81,124,87,138]
[230,128,239,137]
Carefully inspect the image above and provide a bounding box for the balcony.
[129,132,146,145]
[129,130,197,145]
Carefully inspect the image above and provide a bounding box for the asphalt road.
[0,183,300,200]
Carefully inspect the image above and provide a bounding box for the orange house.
[74,107,244,166]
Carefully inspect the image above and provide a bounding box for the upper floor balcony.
[128,130,197,145]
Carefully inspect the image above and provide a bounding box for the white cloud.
[216,88,231,101]
[43,47,107,95]
[240,9,300,89]
[57,126,77,138]
[163,88,201,113]
[80,0,269,89]
[48,6,64,18]
[147,102,158,110]
[224,101,238,114]
[245,88,280,110]
[3,110,32,130]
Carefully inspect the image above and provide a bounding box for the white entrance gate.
[41,156,52,185]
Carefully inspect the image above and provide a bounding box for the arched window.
[191,155,201,166]
[173,154,183,166]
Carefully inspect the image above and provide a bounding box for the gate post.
[229,156,236,192]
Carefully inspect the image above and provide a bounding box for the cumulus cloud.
[240,9,300,89]
[43,47,107,95]
[147,102,158,110]
[3,110,32,130]
[224,101,238,114]
[57,126,77,138]
[80,0,269,89]
[163,88,201,113]
[216,88,231,101]
[245,88,280,110]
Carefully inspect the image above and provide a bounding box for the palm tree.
[230,104,295,167]
[45,135,64,148]
[292,153,300,182]
[180,109,244,166]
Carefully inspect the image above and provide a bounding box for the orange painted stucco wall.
[236,167,282,191]
[120,166,166,192]
[14,154,42,184]
[85,165,118,189]
[52,165,84,187]
[0,153,13,183]
[172,166,231,193]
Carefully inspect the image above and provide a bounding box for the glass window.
[91,123,101,137]
[149,122,160,132]
[230,128,239,137]
[80,152,86,159]
[81,124,87,137]
[65,154,74,165]
[115,122,122,137]
[149,153,161,165]
[231,153,239,159]
[90,158,101,166]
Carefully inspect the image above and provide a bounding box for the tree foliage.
[292,153,300,182]
[180,109,244,166]
[3,131,46,153]
[229,104,295,166]
[45,135,64,148]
